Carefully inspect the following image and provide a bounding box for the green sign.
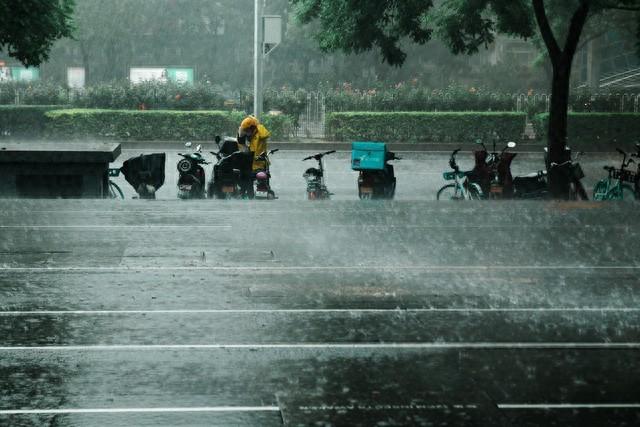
[11,67,39,81]
[166,68,194,84]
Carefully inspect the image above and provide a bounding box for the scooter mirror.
[196,144,202,152]
[475,139,483,145]
[214,135,221,144]
[507,141,517,148]
[185,142,192,148]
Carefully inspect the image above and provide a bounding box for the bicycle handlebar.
[303,150,336,161]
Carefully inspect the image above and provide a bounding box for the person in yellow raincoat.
[238,115,271,171]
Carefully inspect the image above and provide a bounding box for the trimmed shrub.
[0,81,70,105]
[43,109,293,141]
[325,112,527,143]
[532,113,640,144]
[0,105,68,138]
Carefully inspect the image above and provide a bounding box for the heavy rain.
[0,0,639,426]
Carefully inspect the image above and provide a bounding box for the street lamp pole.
[253,0,263,118]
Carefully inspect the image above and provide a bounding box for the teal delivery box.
[351,142,387,171]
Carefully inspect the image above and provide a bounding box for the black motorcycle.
[513,147,588,200]
[208,136,254,199]
[471,138,517,198]
[356,151,401,200]
[177,142,209,199]
[302,150,335,200]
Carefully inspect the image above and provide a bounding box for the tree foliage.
[0,0,75,66]
[291,0,433,65]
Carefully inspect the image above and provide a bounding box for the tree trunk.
[532,0,590,198]
[547,59,572,197]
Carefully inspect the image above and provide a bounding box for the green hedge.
[532,113,640,144]
[39,109,293,141]
[0,105,69,138]
[325,112,527,142]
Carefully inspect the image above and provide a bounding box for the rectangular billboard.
[67,67,86,89]
[0,67,40,81]
[129,67,194,84]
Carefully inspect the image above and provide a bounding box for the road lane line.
[0,225,231,229]
[0,406,280,415]
[0,343,639,351]
[498,403,640,409]
[1,308,639,315]
[1,266,638,272]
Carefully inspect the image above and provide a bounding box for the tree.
[291,0,640,197]
[0,0,75,66]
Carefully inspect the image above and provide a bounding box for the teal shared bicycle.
[436,148,483,200]
[593,148,637,201]
[107,168,125,199]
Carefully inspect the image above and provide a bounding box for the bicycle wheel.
[108,181,124,199]
[592,180,608,201]
[467,183,483,200]
[436,183,464,201]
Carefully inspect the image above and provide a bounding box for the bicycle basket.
[443,171,466,181]
[612,169,637,183]
[108,168,121,177]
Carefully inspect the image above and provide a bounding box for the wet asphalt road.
[1,153,639,426]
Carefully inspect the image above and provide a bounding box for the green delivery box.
[351,142,387,171]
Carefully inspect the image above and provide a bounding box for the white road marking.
[0,225,231,229]
[498,403,640,410]
[0,342,638,351]
[1,265,638,272]
[0,308,638,316]
[0,406,280,415]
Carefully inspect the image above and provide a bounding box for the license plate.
[222,186,234,193]
[360,187,373,193]
[490,185,503,194]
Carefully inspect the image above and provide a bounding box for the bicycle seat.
[515,172,540,179]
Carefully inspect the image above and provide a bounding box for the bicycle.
[108,168,125,199]
[593,148,637,201]
[436,148,483,200]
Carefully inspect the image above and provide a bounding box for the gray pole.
[253,0,263,118]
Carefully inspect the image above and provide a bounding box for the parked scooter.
[208,136,254,199]
[253,149,279,199]
[302,150,335,200]
[352,142,401,200]
[119,153,166,199]
[470,138,516,198]
[511,147,587,200]
[177,142,209,199]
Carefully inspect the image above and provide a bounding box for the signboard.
[166,68,194,84]
[11,67,39,81]
[129,67,194,84]
[67,67,86,89]
[0,65,41,81]
[263,15,282,56]
[0,67,10,81]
